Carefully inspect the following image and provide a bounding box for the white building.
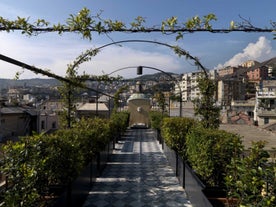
[254,80,276,126]
[175,70,217,102]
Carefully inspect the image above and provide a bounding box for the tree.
[193,76,220,129]
[225,141,276,206]
[113,85,128,112]
[154,91,167,115]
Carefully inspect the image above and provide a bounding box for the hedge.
[186,126,243,187]
[0,113,129,207]
[161,117,196,158]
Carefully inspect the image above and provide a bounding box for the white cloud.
[0,33,184,79]
[79,46,182,77]
[216,36,276,69]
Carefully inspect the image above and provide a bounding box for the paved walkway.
[83,129,192,207]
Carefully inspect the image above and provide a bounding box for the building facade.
[175,71,204,102]
[242,60,268,84]
[254,80,276,126]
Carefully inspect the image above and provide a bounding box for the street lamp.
[137,66,143,75]
[136,66,183,117]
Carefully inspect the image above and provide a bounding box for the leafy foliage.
[186,126,243,187]
[193,76,220,129]
[161,117,197,158]
[225,141,276,206]
[0,134,47,206]
[1,8,273,41]
[149,111,167,130]
[109,111,130,138]
[153,91,167,114]
[113,86,128,111]
[0,117,119,206]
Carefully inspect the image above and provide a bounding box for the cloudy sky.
[0,0,275,79]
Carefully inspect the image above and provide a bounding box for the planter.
[163,142,177,175]
[50,141,113,207]
[162,141,213,207]
[203,187,239,207]
[97,140,113,176]
[50,160,96,207]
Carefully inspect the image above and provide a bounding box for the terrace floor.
[82,129,192,207]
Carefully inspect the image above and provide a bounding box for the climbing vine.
[0,7,275,128]
[0,8,275,41]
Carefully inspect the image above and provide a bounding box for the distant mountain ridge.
[0,72,179,90]
[130,72,179,82]
[0,78,61,89]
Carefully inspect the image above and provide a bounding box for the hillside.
[0,78,61,89]
[130,72,179,82]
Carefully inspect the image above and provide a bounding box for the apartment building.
[254,80,276,126]
[242,60,268,84]
[217,66,240,77]
[175,71,200,102]
[175,71,217,102]
[217,66,247,106]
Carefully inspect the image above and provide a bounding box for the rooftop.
[219,124,276,151]
[127,93,149,102]
[77,103,109,111]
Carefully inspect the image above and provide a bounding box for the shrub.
[0,134,47,206]
[0,117,117,206]
[186,126,243,187]
[149,111,167,130]
[109,111,129,138]
[225,141,276,206]
[43,130,85,186]
[73,117,111,158]
[161,117,197,158]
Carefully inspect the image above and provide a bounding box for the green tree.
[113,85,128,111]
[58,65,84,128]
[154,91,167,115]
[186,126,243,187]
[161,117,197,158]
[225,141,276,206]
[0,134,48,206]
[193,76,220,129]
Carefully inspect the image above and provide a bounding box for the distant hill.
[0,72,180,90]
[0,78,61,89]
[130,72,179,82]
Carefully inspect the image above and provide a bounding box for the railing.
[155,130,213,207]
[257,109,276,117]
[257,91,276,98]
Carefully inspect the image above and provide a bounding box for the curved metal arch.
[72,39,209,78]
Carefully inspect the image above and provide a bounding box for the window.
[52,122,56,129]
[264,117,269,124]
[41,120,45,130]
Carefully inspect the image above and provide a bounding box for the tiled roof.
[0,106,37,115]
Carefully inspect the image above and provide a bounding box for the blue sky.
[0,0,275,79]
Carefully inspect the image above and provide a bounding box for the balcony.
[257,91,276,99]
[256,108,276,117]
